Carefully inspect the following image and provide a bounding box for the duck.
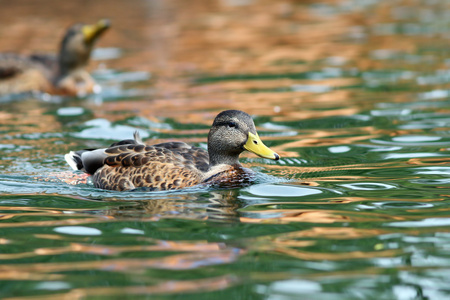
[0,19,110,97]
[65,110,280,191]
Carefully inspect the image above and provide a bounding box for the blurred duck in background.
[0,19,110,97]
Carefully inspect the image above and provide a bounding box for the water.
[1,0,450,299]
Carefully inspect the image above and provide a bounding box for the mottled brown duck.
[65,110,280,191]
[0,19,110,96]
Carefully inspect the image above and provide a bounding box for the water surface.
[1,0,450,299]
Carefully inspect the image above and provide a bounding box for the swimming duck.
[65,110,280,191]
[0,19,110,97]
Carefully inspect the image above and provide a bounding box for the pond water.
[1,0,450,299]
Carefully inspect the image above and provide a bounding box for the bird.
[0,19,110,97]
[65,110,280,191]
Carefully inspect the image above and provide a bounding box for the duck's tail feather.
[133,131,144,145]
[65,132,144,175]
[65,150,89,172]
[65,149,107,175]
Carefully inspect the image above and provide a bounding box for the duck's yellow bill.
[244,132,280,160]
[82,19,110,43]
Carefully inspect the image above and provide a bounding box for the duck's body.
[0,19,110,97]
[65,110,280,191]
[0,53,53,95]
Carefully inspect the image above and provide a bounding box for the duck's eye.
[227,121,237,128]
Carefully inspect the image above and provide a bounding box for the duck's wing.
[93,143,205,191]
[65,131,210,191]
[153,141,209,172]
[29,54,58,73]
[0,54,29,78]
[0,53,52,78]
[0,53,52,95]
[65,134,208,191]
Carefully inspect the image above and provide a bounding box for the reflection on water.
[1,0,450,299]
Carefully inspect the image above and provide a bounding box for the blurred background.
[0,0,450,299]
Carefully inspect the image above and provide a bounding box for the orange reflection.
[281,227,386,240]
[4,275,237,300]
[241,209,406,224]
[0,248,243,273]
[275,247,400,261]
[241,226,401,261]
[407,157,450,165]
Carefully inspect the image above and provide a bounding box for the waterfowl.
[0,19,110,97]
[65,110,280,191]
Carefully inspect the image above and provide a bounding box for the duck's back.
[92,142,210,191]
[0,53,53,95]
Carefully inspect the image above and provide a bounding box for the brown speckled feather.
[203,166,255,189]
[92,143,208,191]
[0,53,53,95]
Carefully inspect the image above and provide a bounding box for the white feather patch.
[65,151,79,170]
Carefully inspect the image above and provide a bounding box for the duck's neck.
[56,44,91,78]
[57,57,86,78]
[208,148,242,168]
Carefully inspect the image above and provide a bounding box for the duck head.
[58,19,110,75]
[207,110,280,166]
